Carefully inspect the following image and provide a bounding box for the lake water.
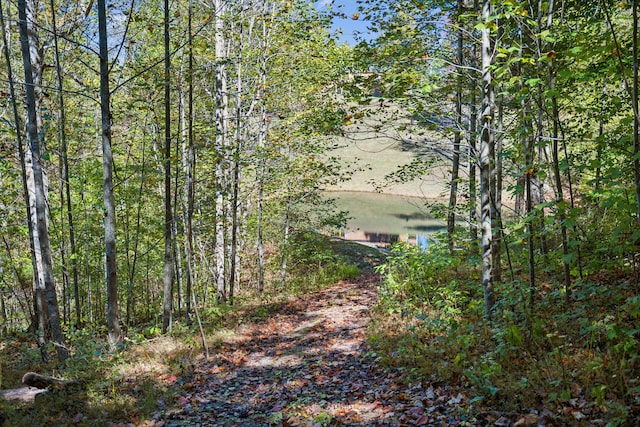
[324,191,445,249]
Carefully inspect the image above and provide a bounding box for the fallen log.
[21,372,81,391]
[0,386,49,403]
[0,372,83,404]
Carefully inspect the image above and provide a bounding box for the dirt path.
[162,273,467,426]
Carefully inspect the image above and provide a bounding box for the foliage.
[280,230,361,293]
[3,0,640,423]
[0,0,353,335]
[0,234,369,424]
[375,242,465,317]
[369,239,640,423]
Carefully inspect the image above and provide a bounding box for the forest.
[0,0,639,425]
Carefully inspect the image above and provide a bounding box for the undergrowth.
[0,327,190,426]
[0,230,363,426]
[368,240,640,425]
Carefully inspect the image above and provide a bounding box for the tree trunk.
[0,0,44,356]
[162,0,174,333]
[181,0,195,318]
[256,15,269,292]
[22,372,81,391]
[48,0,81,329]
[596,78,606,192]
[280,195,291,286]
[480,0,494,320]
[172,213,183,316]
[633,0,640,221]
[257,176,265,292]
[447,0,464,255]
[21,0,49,355]
[125,142,146,326]
[229,149,240,305]
[248,6,271,293]
[215,0,228,303]
[542,0,572,304]
[98,0,123,348]
[18,0,68,361]
[492,91,503,285]
[229,21,244,305]
[518,23,536,313]
[469,0,479,249]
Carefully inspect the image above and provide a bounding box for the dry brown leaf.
[514,413,539,426]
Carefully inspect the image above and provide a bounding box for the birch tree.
[20,0,49,349]
[447,0,464,254]
[214,0,229,302]
[480,0,494,319]
[182,0,196,318]
[0,0,45,355]
[18,0,68,361]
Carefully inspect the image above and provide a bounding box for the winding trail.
[163,273,464,426]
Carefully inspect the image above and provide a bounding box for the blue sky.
[317,1,375,45]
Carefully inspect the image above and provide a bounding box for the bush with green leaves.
[375,242,464,321]
[283,230,360,292]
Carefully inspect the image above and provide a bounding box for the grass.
[0,329,188,426]
[326,105,450,199]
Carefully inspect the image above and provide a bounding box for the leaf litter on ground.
[145,273,507,426]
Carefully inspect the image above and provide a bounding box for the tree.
[479,0,494,319]
[469,0,479,248]
[214,0,229,303]
[48,0,81,328]
[633,0,640,221]
[17,0,68,361]
[0,0,44,353]
[162,0,174,333]
[98,0,123,348]
[181,0,196,318]
[20,0,50,357]
[446,0,464,254]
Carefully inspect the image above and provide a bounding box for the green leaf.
[474,22,487,31]
[469,396,484,404]
[569,46,583,55]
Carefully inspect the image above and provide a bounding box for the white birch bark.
[480,0,494,320]
[18,0,68,361]
[23,0,46,304]
[214,0,228,302]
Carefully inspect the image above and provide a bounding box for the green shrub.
[375,242,463,320]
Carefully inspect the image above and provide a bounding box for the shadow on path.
[163,274,466,426]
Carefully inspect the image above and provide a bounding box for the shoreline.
[323,188,450,203]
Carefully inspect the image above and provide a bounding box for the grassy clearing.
[326,115,450,198]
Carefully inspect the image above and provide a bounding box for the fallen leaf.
[415,415,430,425]
[514,413,538,426]
[447,393,464,405]
[564,408,585,420]
[425,386,436,399]
[495,416,511,426]
[272,402,287,412]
